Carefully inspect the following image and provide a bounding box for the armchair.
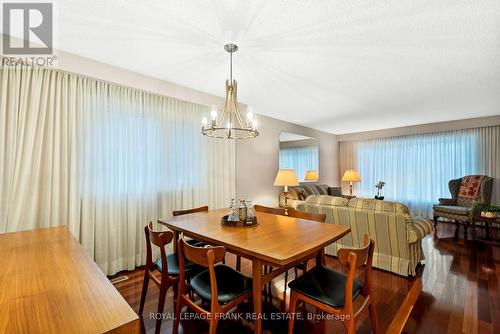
[433,175,493,238]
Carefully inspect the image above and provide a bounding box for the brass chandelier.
[201,44,258,139]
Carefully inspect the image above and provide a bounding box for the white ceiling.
[9,1,500,134]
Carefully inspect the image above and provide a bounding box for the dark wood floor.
[110,222,500,334]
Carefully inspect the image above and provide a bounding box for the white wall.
[235,115,338,206]
[49,48,339,207]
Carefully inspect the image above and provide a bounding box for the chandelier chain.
[201,43,258,139]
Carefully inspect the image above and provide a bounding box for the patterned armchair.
[433,175,494,235]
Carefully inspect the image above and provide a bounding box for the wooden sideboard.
[0,226,140,333]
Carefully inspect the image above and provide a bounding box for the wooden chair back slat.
[180,238,226,267]
[145,222,174,277]
[287,208,326,223]
[173,206,209,216]
[337,234,372,268]
[254,205,285,215]
[144,225,154,268]
[337,234,376,301]
[147,222,174,248]
[139,222,178,334]
[254,205,326,223]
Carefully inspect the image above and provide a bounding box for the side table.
[471,215,500,246]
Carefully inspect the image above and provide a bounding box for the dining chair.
[284,208,326,293]
[173,237,253,334]
[288,234,379,334]
[253,204,286,215]
[253,205,326,223]
[287,208,327,224]
[253,205,326,298]
[253,205,326,222]
[173,205,239,269]
[138,222,201,334]
[173,206,208,247]
[173,205,209,217]
[254,205,283,296]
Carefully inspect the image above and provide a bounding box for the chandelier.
[201,44,258,139]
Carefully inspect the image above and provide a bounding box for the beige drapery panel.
[0,65,235,274]
[477,126,500,206]
[339,126,500,216]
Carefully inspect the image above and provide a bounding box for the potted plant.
[473,204,500,219]
[374,181,385,200]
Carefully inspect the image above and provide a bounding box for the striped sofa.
[279,183,343,209]
[297,196,434,276]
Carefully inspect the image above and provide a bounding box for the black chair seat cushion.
[191,264,252,304]
[288,265,361,308]
[295,263,306,271]
[186,239,205,247]
[156,254,201,276]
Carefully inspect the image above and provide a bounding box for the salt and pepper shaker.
[238,199,248,221]
[246,200,254,220]
[228,199,239,221]
[228,198,253,221]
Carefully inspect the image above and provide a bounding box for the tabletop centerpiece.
[221,199,258,227]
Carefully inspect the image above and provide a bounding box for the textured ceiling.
[9,1,500,133]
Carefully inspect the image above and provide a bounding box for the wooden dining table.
[0,227,140,333]
[158,208,350,334]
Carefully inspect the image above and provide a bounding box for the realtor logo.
[2,2,53,55]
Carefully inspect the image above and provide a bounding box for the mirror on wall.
[279,131,319,182]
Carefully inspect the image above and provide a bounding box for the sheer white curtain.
[0,65,235,274]
[340,127,500,217]
[279,146,318,182]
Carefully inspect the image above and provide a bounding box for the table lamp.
[274,169,299,214]
[304,170,319,182]
[342,169,361,196]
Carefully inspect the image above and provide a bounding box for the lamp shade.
[273,169,299,186]
[304,170,319,181]
[342,169,361,182]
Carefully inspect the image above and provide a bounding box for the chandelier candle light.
[201,44,258,139]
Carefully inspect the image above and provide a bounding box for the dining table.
[158,208,351,334]
[0,226,140,333]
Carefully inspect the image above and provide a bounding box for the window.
[279,145,319,182]
[345,131,479,216]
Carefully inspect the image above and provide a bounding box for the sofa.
[279,183,342,209]
[298,195,434,276]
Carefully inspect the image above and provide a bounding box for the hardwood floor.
[110,222,500,333]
